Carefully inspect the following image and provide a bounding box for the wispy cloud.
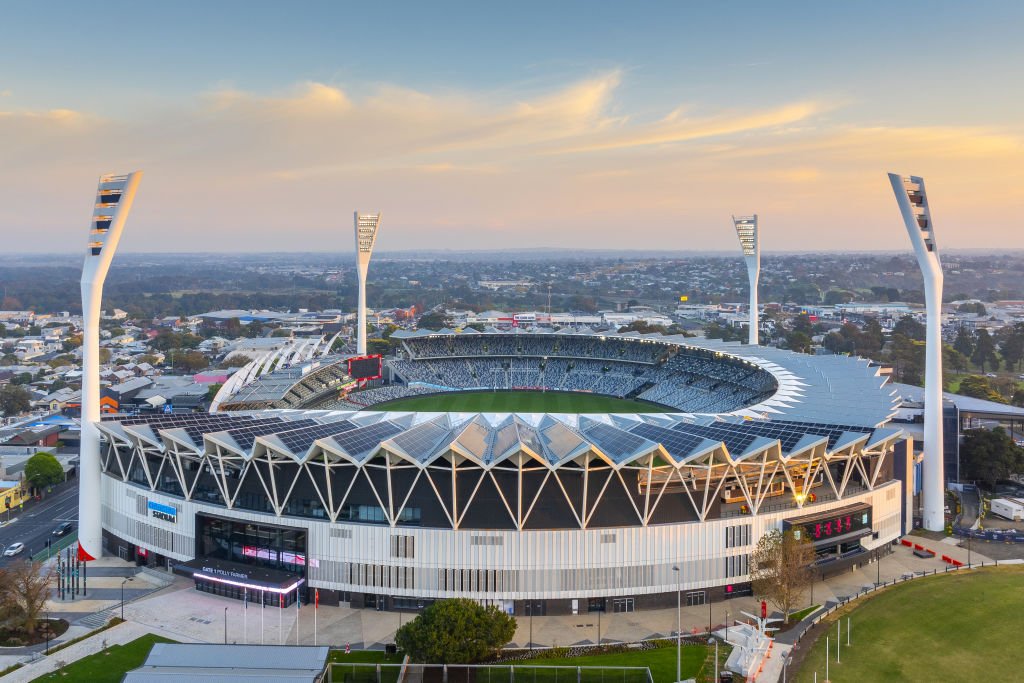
[0,74,1021,252]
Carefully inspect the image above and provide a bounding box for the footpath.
[0,536,1000,682]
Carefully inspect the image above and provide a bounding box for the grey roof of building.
[892,381,1024,419]
[123,643,329,683]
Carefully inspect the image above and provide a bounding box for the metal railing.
[32,531,78,563]
[327,663,654,683]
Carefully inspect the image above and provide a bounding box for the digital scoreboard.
[783,503,872,545]
[348,354,383,381]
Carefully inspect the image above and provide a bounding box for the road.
[0,482,78,565]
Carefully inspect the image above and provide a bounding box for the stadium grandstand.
[99,328,911,618]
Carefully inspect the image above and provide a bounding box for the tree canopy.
[0,385,31,416]
[960,427,1024,489]
[750,528,815,623]
[24,451,64,490]
[395,598,516,663]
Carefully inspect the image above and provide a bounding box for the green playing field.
[369,390,677,413]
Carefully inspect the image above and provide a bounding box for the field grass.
[794,565,1024,682]
[371,390,676,414]
[532,643,725,683]
[33,634,176,683]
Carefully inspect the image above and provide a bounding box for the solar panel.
[582,422,652,462]
[275,419,358,454]
[331,421,406,459]
[630,423,704,459]
[389,420,452,461]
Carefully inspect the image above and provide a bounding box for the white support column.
[80,171,143,560]
[354,212,382,355]
[733,215,760,345]
[889,173,945,531]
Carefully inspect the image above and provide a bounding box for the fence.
[328,663,653,683]
[32,531,78,563]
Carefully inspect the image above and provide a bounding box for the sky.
[1,1,1023,254]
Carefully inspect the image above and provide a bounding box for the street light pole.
[120,577,133,620]
[673,566,681,683]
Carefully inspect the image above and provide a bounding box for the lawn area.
[329,644,724,683]
[529,643,725,683]
[794,565,1024,682]
[372,390,676,414]
[33,634,176,683]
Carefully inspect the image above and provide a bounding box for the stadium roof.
[390,329,899,426]
[98,408,902,472]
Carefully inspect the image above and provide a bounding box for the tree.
[0,385,31,416]
[893,315,926,342]
[174,350,209,373]
[417,311,449,329]
[957,375,1007,404]
[221,354,253,368]
[943,344,970,376]
[750,528,815,623]
[953,327,975,362]
[999,324,1024,372]
[960,427,1024,489]
[24,452,64,490]
[395,598,516,664]
[971,329,999,373]
[785,331,812,354]
[0,560,56,636]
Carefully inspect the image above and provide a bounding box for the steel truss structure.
[97,410,902,530]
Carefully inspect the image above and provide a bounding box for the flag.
[315,589,319,609]
[244,588,248,609]
[280,594,283,608]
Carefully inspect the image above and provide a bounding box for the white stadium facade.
[79,170,933,617]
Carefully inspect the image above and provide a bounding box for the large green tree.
[24,452,64,490]
[971,329,999,373]
[960,427,1024,489]
[0,385,31,416]
[395,598,516,664]
[750,528,815,623]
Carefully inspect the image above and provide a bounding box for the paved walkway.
[0,537,998,681]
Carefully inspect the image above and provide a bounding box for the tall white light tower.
[889,173,944,531]
[733,215,760,345]
[354,211,382,355]
[79,172,143,560]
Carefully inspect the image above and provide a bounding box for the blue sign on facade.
[148,500,177,523]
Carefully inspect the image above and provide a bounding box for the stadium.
[96,329,911,615]
[81,184,916,619]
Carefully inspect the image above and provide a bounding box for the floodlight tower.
[733,215,760,345]
[354,212,382,355]
[79,172,143,560]
[889,173,944,531]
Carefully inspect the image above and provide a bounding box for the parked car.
[3,542,25,557]
[52,522,74,537]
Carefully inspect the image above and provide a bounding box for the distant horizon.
[1,246,1021,260]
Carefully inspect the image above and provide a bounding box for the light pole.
[45,609,50,655]
[673,566,681,683]
[120,577,133,620]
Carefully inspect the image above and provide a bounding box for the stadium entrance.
[785,503,875,575]
[189,513,308,605]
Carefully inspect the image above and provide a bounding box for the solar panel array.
[331,421,406,459]
[275,419,358,455]
[211,418,320,451]
[389,420,455,462]
[670,422,759,455]
[629,423,707,460]
[582,421,654,462]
